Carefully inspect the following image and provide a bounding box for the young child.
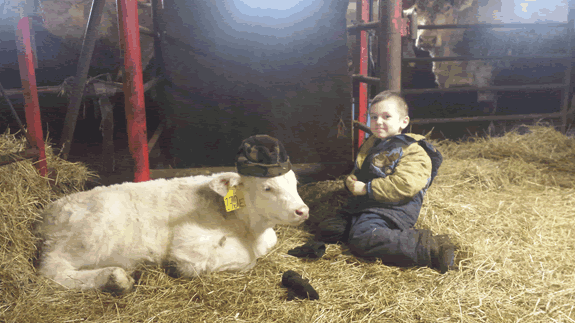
[319,90,455,273]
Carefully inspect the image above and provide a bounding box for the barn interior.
[1,0,353,181]
[0,1,574,322]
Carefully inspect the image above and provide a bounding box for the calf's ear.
[209,173,243,197]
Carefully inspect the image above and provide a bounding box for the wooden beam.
[149,162,353,185]
[99,95,115,174]
[0,148,39,166]
[147,119,165,153]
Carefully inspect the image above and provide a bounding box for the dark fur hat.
[236,135,292,177]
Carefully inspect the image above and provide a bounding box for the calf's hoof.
[99,268,135,295]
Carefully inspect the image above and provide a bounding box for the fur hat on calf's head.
[236,135,292,178]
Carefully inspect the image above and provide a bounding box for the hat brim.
[236,157,292,178]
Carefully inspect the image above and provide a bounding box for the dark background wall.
[157,0,352,167]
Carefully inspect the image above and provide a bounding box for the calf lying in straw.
[36,135,309,294]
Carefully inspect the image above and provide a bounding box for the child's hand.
[345,175,367,196]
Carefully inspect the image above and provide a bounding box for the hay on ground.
[0,125,573,323]
[0,129,96,301]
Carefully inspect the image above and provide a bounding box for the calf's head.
[230,134,309,225]
[209,171,309,226]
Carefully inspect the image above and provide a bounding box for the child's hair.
[370,90,409,118]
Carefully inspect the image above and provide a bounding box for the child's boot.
[430,234,456,274]
[416,230,456,273]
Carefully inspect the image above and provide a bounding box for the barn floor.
[0,124,573,323]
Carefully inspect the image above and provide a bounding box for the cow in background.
[402,0,572,116]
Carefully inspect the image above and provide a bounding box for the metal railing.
[346,0,575,133]
[404,21,574,132]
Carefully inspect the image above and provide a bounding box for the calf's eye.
[264,186,272,192]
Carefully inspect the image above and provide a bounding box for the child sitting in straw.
[318,90,455,273]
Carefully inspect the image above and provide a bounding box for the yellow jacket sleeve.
[368,142,432,203]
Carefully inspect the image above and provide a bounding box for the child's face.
[369,99,410,139]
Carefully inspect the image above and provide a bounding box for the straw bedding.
[0,125,573,322]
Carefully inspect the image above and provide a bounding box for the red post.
[16,17,47,177]
[117,0,150,182]
[357,0,370,148]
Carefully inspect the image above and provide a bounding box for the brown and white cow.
[403,0,570,111]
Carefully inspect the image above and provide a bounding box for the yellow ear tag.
[224,186,246,212]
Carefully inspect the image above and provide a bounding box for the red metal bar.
[16,17,47,177]
[380,0,403,92]
[117,0,150,182]
[357,0,370,148]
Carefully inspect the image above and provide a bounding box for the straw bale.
[0,125,574,323]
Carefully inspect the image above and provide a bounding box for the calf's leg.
[38,250,134,294]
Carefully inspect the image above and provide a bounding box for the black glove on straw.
[287,241,326,259]
[282,270,319,300]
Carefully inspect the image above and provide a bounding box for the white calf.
[37,171,309,294]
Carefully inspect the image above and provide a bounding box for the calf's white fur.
[37,171,309,294]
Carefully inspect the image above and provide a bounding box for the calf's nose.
[295,205,309,219]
